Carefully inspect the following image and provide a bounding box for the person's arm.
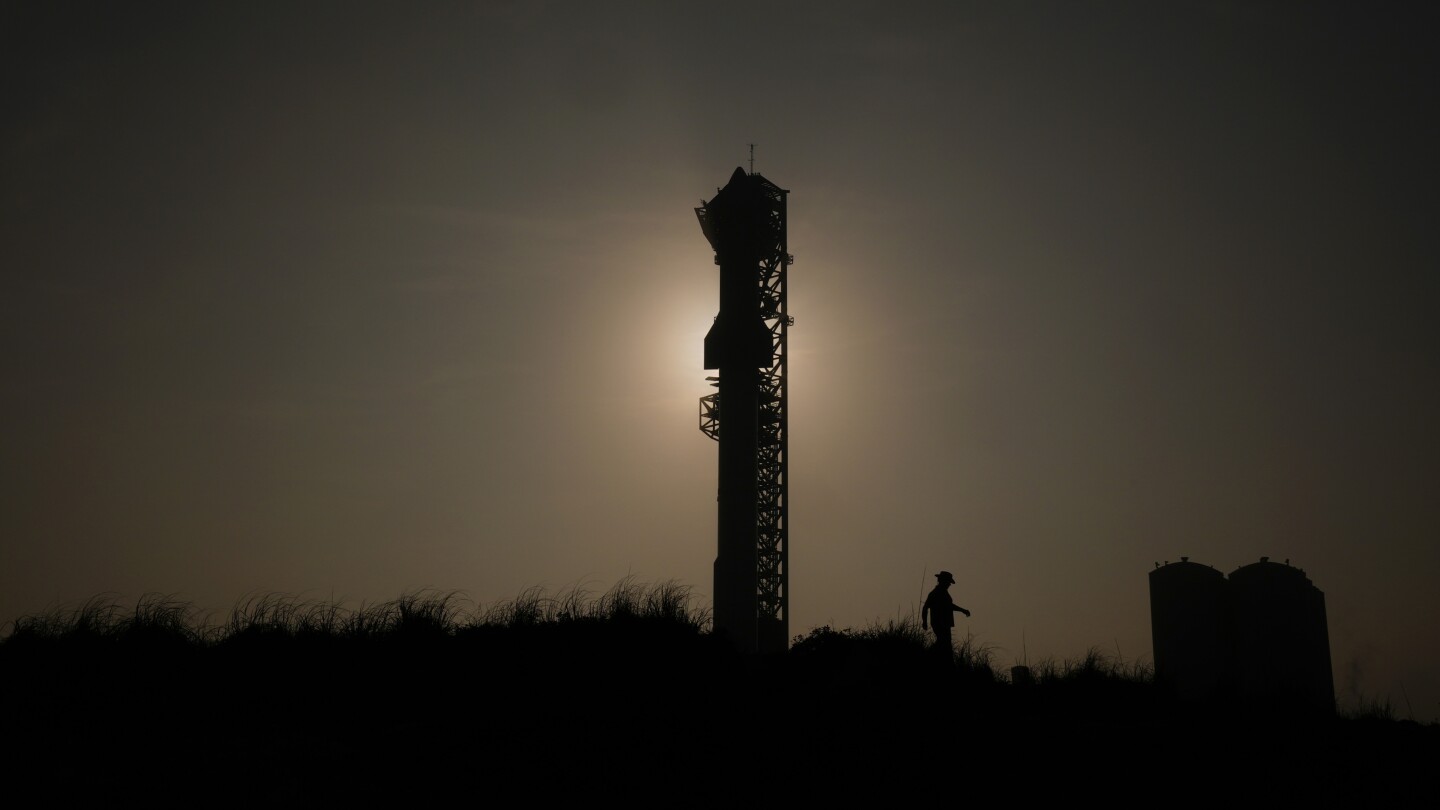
[953,605,971,617]
[921,599,930,629]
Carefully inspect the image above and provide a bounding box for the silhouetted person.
[922,571,970,652]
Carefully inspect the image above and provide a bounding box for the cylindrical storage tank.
[1227,557,1335,714]
[1149,558,1228,701]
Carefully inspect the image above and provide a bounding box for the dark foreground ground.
[3,597,1435,805]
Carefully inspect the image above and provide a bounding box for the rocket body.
[697,167,775,653]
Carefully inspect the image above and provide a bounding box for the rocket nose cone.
[730,166,748,184]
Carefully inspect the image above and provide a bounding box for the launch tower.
[696,167,791,654]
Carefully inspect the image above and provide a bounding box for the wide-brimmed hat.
[935,571,955,583]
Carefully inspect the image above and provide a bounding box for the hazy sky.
[4,2,1436,720]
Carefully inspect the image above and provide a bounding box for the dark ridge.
[2,584,1434,804]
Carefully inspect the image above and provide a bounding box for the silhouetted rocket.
[700,168,777,372]
[695,166,784,653]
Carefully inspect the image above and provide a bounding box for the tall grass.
[1026,645,1154,685]
[3,593,206,648]
[8,585,1397,734]
[789,614,999,680]
[465,576,712,631]
[0,579,710,648]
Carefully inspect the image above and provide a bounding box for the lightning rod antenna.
[749,143,755,175]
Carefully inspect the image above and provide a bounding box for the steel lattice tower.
[696,166,791,654]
